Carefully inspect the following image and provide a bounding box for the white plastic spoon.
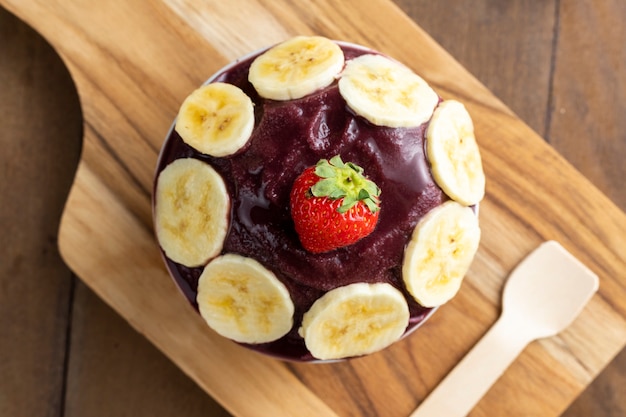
[411,240,599,417]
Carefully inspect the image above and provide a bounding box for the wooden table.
[1,1,625,416]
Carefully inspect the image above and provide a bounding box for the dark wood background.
[1,1,624,416]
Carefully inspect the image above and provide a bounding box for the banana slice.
[197,254,295,344]
[299,282,409,360]
[154,158,230,267]
[338,54,439,128]
[402,201,480,307]
[426,100,485,206]
[175,82,254,157]
[248,35,345,101]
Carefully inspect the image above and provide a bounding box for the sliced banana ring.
[338,54,439,128]
[402,201,480,308]
[248,35,345,101]
[299,282,409,360]
[154,158,230,267]
[426,100,485,206]
[197,254,295,344]
[175,82,254,157]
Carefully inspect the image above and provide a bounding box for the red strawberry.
[289,155,381,253]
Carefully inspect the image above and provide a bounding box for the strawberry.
[289,155,381,253]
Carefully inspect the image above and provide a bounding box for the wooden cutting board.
[3,1,626,416]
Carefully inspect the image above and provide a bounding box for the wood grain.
[0,10,79,416]
[549,0,626,210]
[400,0,558,136]
[64,281,232,417]
[0,7,232,417]
[1,1,626,416]
[395,2,626,416]
[548,1,626,415]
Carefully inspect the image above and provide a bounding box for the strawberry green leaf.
[329,155,345,168]
[311,178,338,196]
[315,164,337,179]
[310,155,381,213]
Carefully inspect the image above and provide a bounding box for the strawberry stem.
[311,156,381,213]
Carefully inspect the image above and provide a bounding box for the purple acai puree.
[156,43,446,361]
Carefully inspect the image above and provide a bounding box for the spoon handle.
[410,315,533,417]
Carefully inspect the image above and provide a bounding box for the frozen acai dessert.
[153,36,485,361]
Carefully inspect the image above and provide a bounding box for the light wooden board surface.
[1,1,625,416]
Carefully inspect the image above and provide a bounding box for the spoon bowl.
[502,240,600,340]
